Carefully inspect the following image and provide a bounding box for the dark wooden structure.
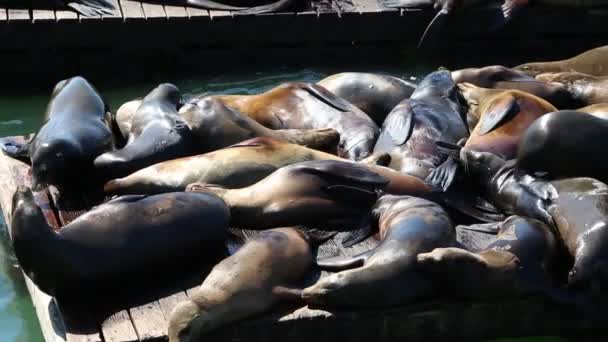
[0,135,607,342]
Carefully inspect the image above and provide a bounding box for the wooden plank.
[158,291,190,320]
[141,2,166,19]
[0,8,6,21]
[55,10,78,21]
[185,6,209,19]
[164,5,189,18]
[7,9,30,22]
[209,10,233,19]
[120,0,145,20]
[100,310,139,342]
[32,10,56,23]
[129,301,168,340]
[348,0,384,13]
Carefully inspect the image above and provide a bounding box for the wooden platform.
[1,135,607,342]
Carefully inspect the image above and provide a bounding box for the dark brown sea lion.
[186,160,436,231]
[372,70,469,180]
[10,186,229,302]
[317,72,417,125]
[179,97,339,154]
[94,84,195,179]
[516,45,608,77]
[0,0,115,16]
[452,65,583,109]
[0,76,114,191]
[301,195,455,308]
[104,137,345,195]
[417,215,571,301]
[168,227,312,342]
[211,82,379,160]
[517,111,608,183]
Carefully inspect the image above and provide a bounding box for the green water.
[0,65,566,342]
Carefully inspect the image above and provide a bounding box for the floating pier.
[0,134,607,342]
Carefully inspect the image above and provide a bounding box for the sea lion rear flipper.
[0,137,30,163]
[298,83,356,113]
[316,250,373,271]
[186,0,247,10]
[477,94,520,135]
[458,222,501,234]
[385,101,414,146]
[341,215,375,248]
[237,0,295,15]
[67,0,116,16]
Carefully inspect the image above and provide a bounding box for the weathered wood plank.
[7,9,30,22]
[158,291,189,320]
[164,5,188,18]
[209,10,232,19]
[100,310,139,342]
[55,10,78,21]
[185,6,209,18]
[0,8,6,21]
[32,10,56,23]
[129,301,168,340]
[120,0,145,19]
[141,2,166,19]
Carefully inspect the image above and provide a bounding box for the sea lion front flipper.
[341,214,375,248]
[237,0,295,15]
[425,157,460,192]
[477,94,520,135]
[0,137,30,163]
[67,0,116,16]
[316,250,373,271]
[384,101,414,146]
[186,0,247,10]
[458,222,501,234]
[298,83,356,113]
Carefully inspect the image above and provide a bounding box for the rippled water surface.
[0,63,566,341]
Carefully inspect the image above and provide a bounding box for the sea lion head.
[30,139,83,190]
[144,83,183,108]
[415,70,469,125]
[460,147,506,185]
[168,300,212,342]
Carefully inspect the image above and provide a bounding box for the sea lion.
[535,71,602,83]
[104,137,345,195]
[168,227,312,342]
[115,99,141,140]
[417,216,568,301]
[142,0,297,14]
[186,160,436,231]
[516,45,608,77]
[316,72,417,125]
[578,103,608,119]
[94,84,195,179]
[302,195,455,308]
[179,97,339,154]
[372,70,469,180]
[0,0,116,16]
[211,82,379,161]
[533,72,608,106]
[0,76,114,191]
[517,111,608,183]
[452,65,583,109]
[10,186,229,301]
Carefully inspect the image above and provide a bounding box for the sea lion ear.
[384,101,414,146]
[476,94,520,135]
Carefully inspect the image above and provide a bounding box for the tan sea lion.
[104,137,345,195]
[115,99,141,140]
[10,186,229,302]
[168,227,312,341]
[317,72,417,125]
[302,195,455,308]
[179,97,339,154]
[210,82,379,160]
[516,45,608,77]
[186,160,436,231]
[578,103,608,119]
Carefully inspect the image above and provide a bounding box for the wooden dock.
[1,134,608,342]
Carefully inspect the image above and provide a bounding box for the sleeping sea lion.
[452,65,583,109]
[516,45,608,77]
[179,97,339,154]
[168,227,312,341]
[0,76,114,191]
[186,160,436,230]
[302,195,455,308]
[10,186,229,302]
[578,103,608,119]
[372,70,469,180]
[104,137,345,195]
[0,0,116,16]
[94,84,196,179]
[317,72,417,125]
[211,82,379,160]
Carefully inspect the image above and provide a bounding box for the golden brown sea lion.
[516,45,608,77]
[179,97,339,154]
[168,227,312,341]
[317,72,417,125]
[578,103,608,119]
[104,137,345,195]
[210,82,379,160]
